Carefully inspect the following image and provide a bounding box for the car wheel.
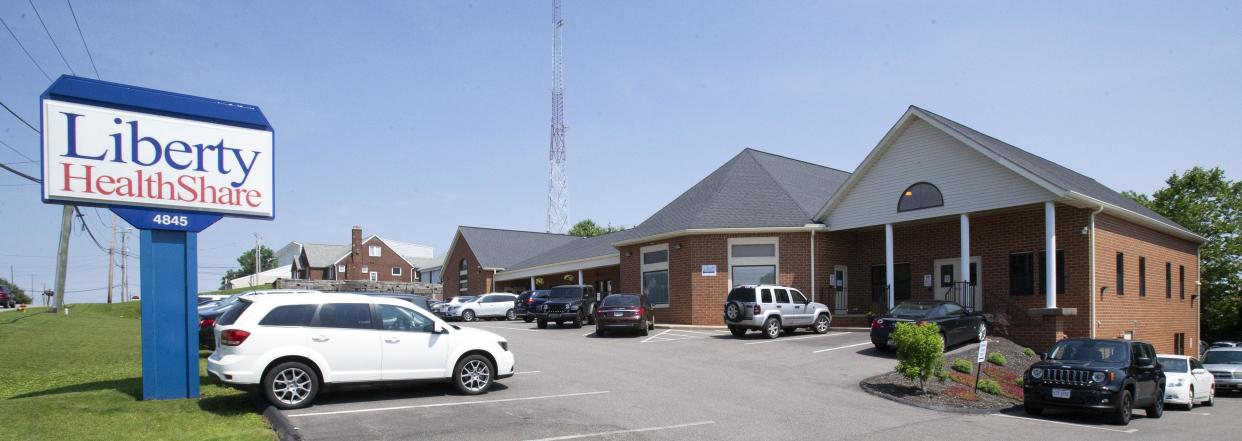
[729,326,747,338]
[976,322,987,342]
[724,302,742,322]
[811,314,830,334]
[462,310,476,322]
[640,320,649,336]
[1023,404,1043,416]
[1186,387,1196,410]
[263,361,319,410]
[537,319,548,329]
[1111,390,1133,425]
[648,318,655,330]
[505,309,516,321]
[453,354,494,395]
[596,327,607,337]
[587,312,595,325]
[1205,386,1215,406]
[762,317,781,339]
[1147,388,1164,418]
[524,316,534,323]
[572,314,583,328]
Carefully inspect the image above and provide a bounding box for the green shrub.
[987,352,1007,366]
[1022,347,1036,357]
[977,379,1002,395]
[951,358,973,374]
[1015,376,1024,387]
[892,322,947,392]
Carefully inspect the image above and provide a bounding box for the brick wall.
[441,234,495,296]
[351,236,416,283]
[1094,213,1200,354]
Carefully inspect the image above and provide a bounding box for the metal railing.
[943,281,976,311]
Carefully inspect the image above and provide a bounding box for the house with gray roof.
[461,106,1201,354]
[290,226,439,283]
[440,226,581,295]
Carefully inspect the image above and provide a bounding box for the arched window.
[458,258,468,272]
[897,182,944,212]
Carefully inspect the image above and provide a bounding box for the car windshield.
[602,295,640,307]
[548,287,580,300]
[1047,340,1128,363]
[1204,351,1242,364]
[1157,357,1189,372]
[888,302,936,317]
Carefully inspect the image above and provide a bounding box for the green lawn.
[0,303,272,441]
[200,284,273,296]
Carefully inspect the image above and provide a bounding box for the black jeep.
[1023,338,1165,425]
[534,285,599,329]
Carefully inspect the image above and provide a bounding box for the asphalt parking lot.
[285,321,1237,440]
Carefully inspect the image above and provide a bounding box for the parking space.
[288,322,1238,440]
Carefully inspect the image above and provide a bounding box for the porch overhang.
[493,254,618,282]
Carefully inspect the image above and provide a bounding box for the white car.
[1157,354,1215,409]
[207,293,515,409]
[449,293,518,322]
[432,295,477,317]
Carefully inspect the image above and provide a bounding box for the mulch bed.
[859,336,1038,412]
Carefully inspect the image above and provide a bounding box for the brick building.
[455,106,1203,353]
[440,227,579,296]
[290,226,438,283]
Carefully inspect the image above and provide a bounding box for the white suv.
[723,284,833,339]
[207,293,515,409]
[448,293,518,322]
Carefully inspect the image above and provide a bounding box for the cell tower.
[546,0,569,234]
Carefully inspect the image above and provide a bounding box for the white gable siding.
[825,119,1056,230]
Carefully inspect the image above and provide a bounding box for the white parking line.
[287,390,610,418]
[521,420,716,441]
[661,328,718,335]
[811,341,872,353]
[582,331,595,336]
[744,332,847,345]
[514,371,541,375]
[992,413,1138,434]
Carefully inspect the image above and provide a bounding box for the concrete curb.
[653,324,870,332]
[251,395,302,441]
[858,376,1019,415]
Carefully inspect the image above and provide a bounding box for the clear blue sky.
[1,1,1239,299]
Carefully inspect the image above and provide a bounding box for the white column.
[960,213,971,285]
[810,230,816,303]
[577,269,584,285]
[885,223,895,309]
[530,276,535,291]
[1045,201,1057,309]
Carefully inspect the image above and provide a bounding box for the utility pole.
[51,205,73,315]
[120,228,131,302]
[253,233,262,287]
[107,214,116,304]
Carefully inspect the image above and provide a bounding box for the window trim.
[392,266,402,276]
[640,243,670,307]
[369,245,382,257]
[728,237,779,289]
[896,182,945,212]
[1115,252,1125,295]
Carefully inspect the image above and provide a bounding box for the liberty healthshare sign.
[40,76,274,400]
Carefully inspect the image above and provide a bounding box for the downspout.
[810,230,816,303]
[1089,205,1104,338]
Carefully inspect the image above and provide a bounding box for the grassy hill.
[0,303,271,441]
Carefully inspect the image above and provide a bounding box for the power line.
[0,14,53,81]
[0,160,39,182]
[65,0,97,79]
[0,100,39,133]
[26,0,76,76]
[73,207,108,254]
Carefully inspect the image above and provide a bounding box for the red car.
[0,285,16,308]
[593,294,655,337]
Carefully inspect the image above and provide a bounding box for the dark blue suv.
[515,290,549,323]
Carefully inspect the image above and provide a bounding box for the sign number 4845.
[152,214,189,227]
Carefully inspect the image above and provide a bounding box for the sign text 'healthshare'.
[41,99,274,218]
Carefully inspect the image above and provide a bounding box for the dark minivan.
[1023,339,1165,425]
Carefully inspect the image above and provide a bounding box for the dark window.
[1179,265,1185,299]
[790,290,808,304]
[774,289,791,304]
[259,304,316,327]
[1162,262,1172,300]
[377,304,434,333]
[217,302,252,326]
[1139,257,1147,297]
[896,182,944,212]
[727,287,756,303]
[1115,252,1125,295]
[1009,253,1034,296]
[872,264,912,302]
[761,289,773,303]
[940,264,955,287]
[1174,333,1186,355]
[316,303,375,329]
[1038,250,1066,295]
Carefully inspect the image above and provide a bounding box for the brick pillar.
[347,226,362,280]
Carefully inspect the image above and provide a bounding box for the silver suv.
[723,284,832,339]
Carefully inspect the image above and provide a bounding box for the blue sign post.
[40,76,274,400]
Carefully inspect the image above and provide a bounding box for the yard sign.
[40,76,274,400]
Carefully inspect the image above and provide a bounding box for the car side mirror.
[1039,352,1047,361]
[433,322,446,334]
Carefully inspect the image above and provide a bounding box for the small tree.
[220,245,279,289]
[567,219,625,238]
[892,321,947,393]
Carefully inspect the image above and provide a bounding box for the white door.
[832,265,848,314]
[932,257,982,310]
[309,303,382,382]
[377,304,449,380]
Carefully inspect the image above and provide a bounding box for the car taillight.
[220,329,250,346]
[199,318,215,329]
[871,319,882,329]
[637,307,644,316]
[753,305,761,315]
[526,299,534,304]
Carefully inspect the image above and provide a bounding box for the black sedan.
[869,300,986,351]
[593,294,655,336]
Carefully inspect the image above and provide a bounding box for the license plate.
[613,312,623,317]
[1051,388,1071,399]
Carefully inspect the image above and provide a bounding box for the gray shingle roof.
[913,106,1198,239]
[458,227,580,270]
[619,148,850,240]
[302,244,350,268]
[507,228,644,271]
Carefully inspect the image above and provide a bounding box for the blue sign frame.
[40,76,274,400]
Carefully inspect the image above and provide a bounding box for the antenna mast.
[546,0,569,234]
